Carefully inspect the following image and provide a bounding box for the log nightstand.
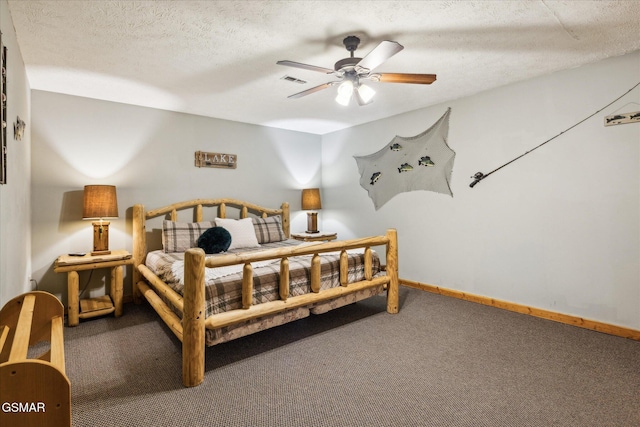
[54,249,133,326]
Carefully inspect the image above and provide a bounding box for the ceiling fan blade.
[356,41,404,72]
[287,82,334,99]
[277,60,334,74]
[376,73,437,84]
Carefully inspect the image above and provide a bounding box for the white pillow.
[215,217,260,250]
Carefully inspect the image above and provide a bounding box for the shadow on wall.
[59,190,83,231]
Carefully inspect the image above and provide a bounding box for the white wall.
[322,51,640,330]
[0,0,31,307]
[30,91,322,303]
[27,50,640,331]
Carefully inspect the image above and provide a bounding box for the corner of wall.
[0,0,32,306]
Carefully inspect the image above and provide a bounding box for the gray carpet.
[64,287,640,426]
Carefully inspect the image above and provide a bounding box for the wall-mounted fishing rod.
[470,81,640,188]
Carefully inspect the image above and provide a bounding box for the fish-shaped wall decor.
[370,172,382,185]
[419,156,435,167]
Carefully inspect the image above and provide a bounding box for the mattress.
[145,239,384,344]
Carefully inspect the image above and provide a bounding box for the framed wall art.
[1,31,6,184]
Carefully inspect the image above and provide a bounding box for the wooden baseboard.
[400,279,640,341]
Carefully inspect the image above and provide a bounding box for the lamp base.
[92,221,111,256]
[90,250,112,256]
[306,212,319,233]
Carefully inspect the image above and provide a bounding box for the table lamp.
[83,185,118,255]
[301,188,321,233]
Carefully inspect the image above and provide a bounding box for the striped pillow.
[162,220,215,253]
[252,216,286,244]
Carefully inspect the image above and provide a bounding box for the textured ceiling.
[7,0,640,134]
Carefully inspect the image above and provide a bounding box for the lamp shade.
[335,81,354,106]
[83,185,119,219]
[301,188,322,210]
[357,84,375,104]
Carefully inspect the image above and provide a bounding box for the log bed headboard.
[132,198,290,303]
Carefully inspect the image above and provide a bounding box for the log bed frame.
[132,198,399,387]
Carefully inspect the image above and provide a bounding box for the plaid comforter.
[145,239,382,320]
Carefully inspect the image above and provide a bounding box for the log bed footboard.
[132,200,399,387]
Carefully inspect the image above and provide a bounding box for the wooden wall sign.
[195,151,237,169]
[604,111,640,126]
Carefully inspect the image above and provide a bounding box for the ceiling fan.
[277,36,436,106]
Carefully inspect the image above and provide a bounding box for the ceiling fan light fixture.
[357,84,375,104]
[335,80,353,106]
[335,92,351,106]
